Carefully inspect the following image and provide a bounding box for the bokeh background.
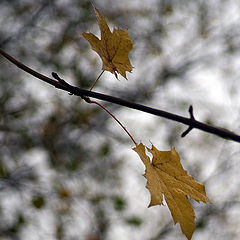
[1,0,240,239]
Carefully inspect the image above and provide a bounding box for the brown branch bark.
[1,47,240,143]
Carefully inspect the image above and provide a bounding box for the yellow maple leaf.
[82,7,133,79]
[133,143,210,240]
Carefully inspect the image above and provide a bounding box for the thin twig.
[90,70,104,91]
[1,47,240,143]
[52,71,136,143]
[181,105,195,137]
[89,100,137,145]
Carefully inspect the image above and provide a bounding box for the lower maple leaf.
[133,143,210,240]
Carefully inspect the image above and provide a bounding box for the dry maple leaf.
[82,7,133,79]
[133,143,210,240]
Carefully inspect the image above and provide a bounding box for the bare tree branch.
[1,47,240,143]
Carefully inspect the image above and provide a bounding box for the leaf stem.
[89,100,137,145]
[90,70,105,91]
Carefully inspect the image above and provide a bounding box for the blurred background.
[1,0,240,239]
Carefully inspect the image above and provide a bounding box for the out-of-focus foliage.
[1,0,240,240]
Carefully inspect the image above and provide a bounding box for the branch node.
[52,72,90,102]
[181,105,195,138]
[188,105,195,120]
[52,72,68,86]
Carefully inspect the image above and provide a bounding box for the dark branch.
[1,47,240,143]
[181,105,195,137]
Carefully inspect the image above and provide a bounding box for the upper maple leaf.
[133,143,210,240]
[82,7,133,79]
